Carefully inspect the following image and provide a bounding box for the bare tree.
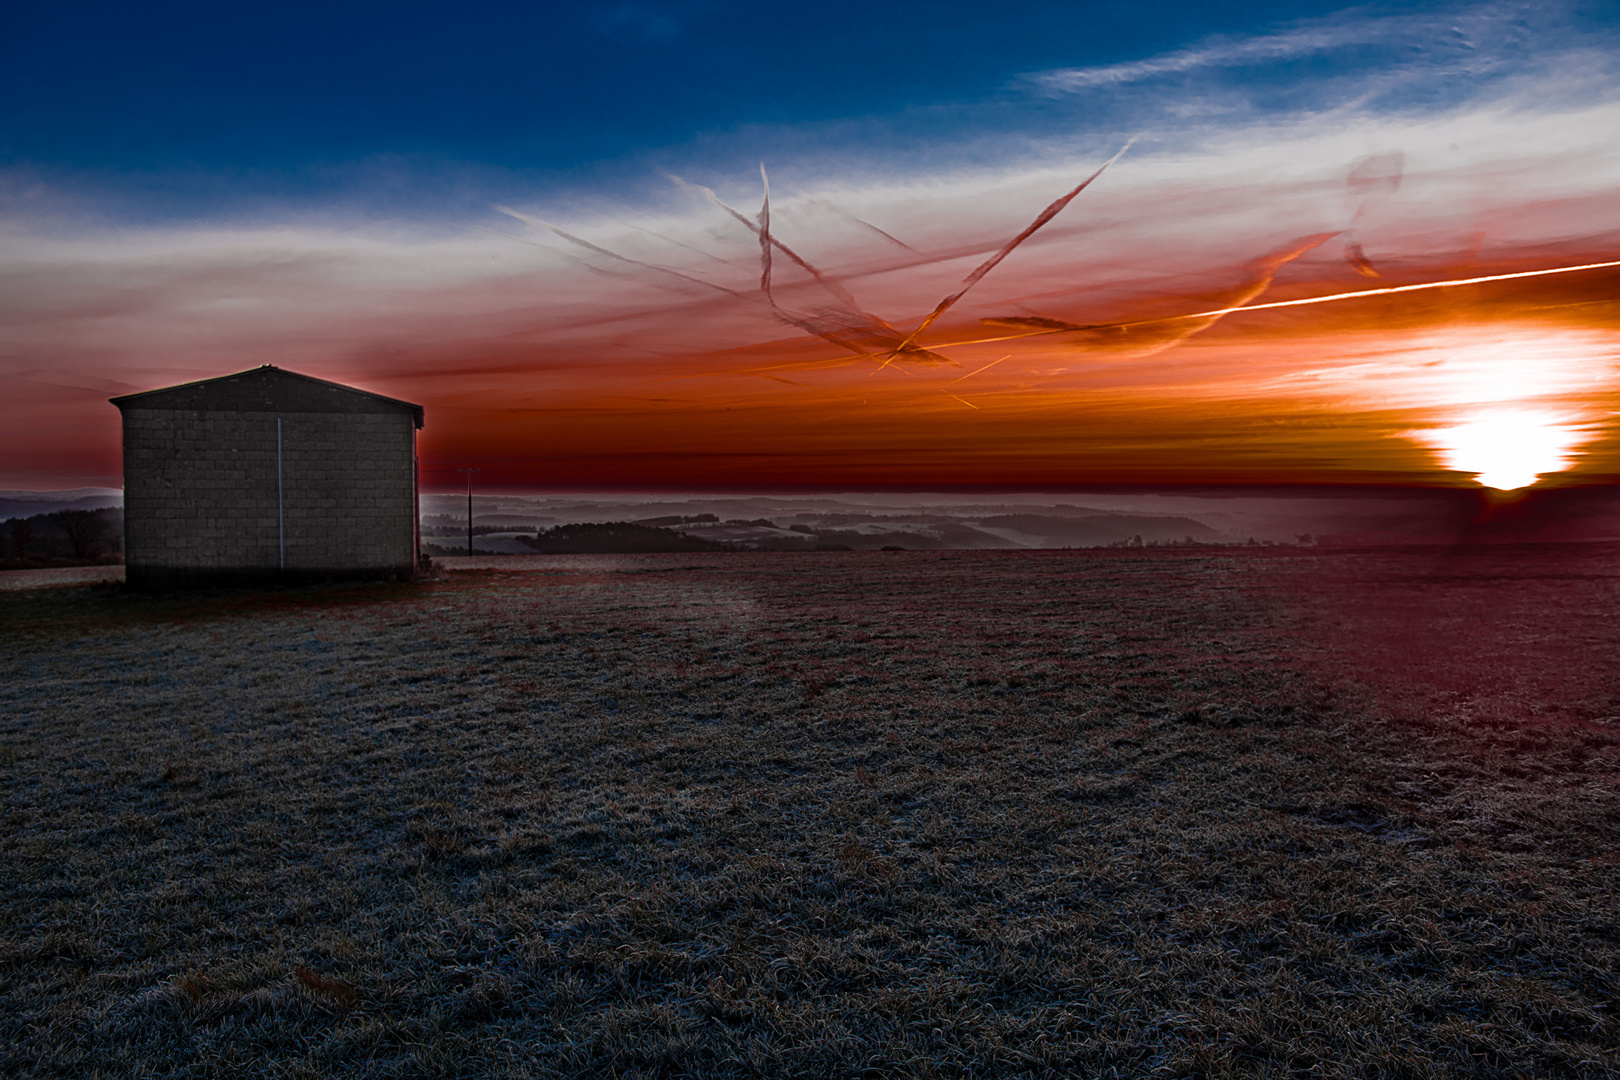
[9,518,32,560]
[53,510,106,560]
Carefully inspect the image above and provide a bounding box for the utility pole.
[456,468,481,556]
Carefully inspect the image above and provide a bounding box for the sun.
[1357,327,1617,491]
[1420,410,1587,491]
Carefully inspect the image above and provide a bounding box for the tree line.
[4,509,123,567]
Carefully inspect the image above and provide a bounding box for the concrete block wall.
[122,408,417,579]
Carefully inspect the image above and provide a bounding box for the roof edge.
[110,365,424,429]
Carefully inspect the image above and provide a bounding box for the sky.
[3,0,1619,493]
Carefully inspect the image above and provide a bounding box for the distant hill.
[0,489,123,521]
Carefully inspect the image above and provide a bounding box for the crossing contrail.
[959,258,1620,348]
[881,142,1130,364]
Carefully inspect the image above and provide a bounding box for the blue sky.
[7,1,1611,220]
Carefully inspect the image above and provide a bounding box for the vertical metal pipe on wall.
[413,434,421,573]
[277,417,285,571]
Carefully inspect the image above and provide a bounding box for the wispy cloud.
[1023,2,1544,93]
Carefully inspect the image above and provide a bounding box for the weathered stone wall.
[122,409,417,583]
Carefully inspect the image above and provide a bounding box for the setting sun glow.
[1422,411,1588,491]
[1399,330,1613,489]
[1297,327,1618,491]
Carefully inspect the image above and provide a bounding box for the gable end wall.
[122,408,417,583]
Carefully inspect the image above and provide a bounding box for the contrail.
[517,159,1122,374]
[494,206,752,300]
[940,353,1011,408]
[959,258,1620,349]
[671,174,888,326]
[812,199,921,253]
[1108,232,1337,359]
[753,166,905,364]
[758,163,773,296]
[498,197,906,364]
[669,170,961,368]
[495,203,908,371]
[883,142,1131,363]
[611,218,739,266]
[946,354,1012,385]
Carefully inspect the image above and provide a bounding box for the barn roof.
[110,366,424,429]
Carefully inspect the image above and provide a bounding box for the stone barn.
[111,366,424,587]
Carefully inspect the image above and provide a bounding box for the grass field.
[3,546,1619,1078]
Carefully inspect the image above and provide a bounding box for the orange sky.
[396,249,1620,491]
[5,104,1620,493]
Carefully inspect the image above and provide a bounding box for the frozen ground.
[0,564,125,591]
[3,546,1618,1077]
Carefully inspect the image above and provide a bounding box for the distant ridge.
[1,489,123,521]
